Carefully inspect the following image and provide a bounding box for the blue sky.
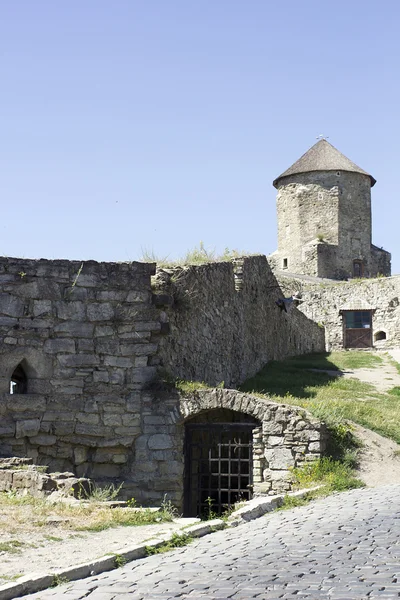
[1,1,400,272]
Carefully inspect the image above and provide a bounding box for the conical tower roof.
[273,139,376,188]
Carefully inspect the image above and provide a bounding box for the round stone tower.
[270,139,390,280]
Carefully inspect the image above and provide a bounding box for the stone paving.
[21,485,400,599]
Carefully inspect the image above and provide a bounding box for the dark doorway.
[342,310,373,348]
[184,409,259,517]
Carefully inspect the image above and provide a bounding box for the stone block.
[114,426,141,436]
[0,294,24,317]
[75,423,108,436]
[15,419,41,439]
[0,471,13,491]
[76,412,100,425]
[121,414,140,427]
[308,441,321,452]
[29,434,57,446]
[265,447,295,470]
[103,414,122,427]
[104,356,132,368]
[54,321,94,337]
[32,300,53,317]
[126,291,151,303]
[58,354,100,368]
[90,464,121,478]
[94,325,114,337]
[96,291,126,301]
[93,371,110,383]
[266,435,285,447]
[87,303,114,321]
[262,421,284,435]
[44,339,75,354]
[73,447,88,465]
[56,301,86,321]
[109,370,125,384]
[148,434,174,450]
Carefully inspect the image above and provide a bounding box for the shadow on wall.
[155,255,326,387]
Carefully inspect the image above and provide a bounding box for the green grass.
[240,351,400,444]
[145,532,193,556]
[292,457,365,492]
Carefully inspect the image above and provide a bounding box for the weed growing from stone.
[145,532,193,556]
[78,482,124,502]
[114,553,127,568]
[50,574,69,588]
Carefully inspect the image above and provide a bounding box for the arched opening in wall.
[10,362,28,394]
[374,330,387,342]
[184,409,261,517]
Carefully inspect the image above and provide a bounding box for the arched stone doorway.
[184,408,261,517]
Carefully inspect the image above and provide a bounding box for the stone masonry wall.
[273,171,388,279]
[0,254,326,509]
[156,255,326,387]
[277,273,400,350]
[0,257,160,483]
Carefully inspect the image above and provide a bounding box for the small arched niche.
[10,362,28,394]
[374,330,387,342]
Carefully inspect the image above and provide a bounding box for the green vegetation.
[292,458,364,492]
[240,351,400,444]
[50,575,69,588]
[78,482,124,502]
[114,553,127,568]
[141,242,248,267]
[0,540,25,554]
[145,532,193,556]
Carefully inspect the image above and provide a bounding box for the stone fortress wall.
[156,255,325,387]
[277,272,400,350]
[0,255,326,506]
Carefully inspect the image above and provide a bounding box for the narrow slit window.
[283,258,288,269]
[10,363,28,394]
[353,260,364,278]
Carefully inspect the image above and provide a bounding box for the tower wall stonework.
[275,171,377,279]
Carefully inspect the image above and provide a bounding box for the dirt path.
[0,517,198,582]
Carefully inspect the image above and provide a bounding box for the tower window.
[353,260,364,278]
[283,258,288,269]
[10,363,28,394]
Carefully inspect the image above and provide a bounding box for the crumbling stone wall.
[277,273,400,350]
[0,254,326,508]
[156,255,325,387]
[0,257,160,482]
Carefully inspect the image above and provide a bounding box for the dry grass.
[0,492,174,538]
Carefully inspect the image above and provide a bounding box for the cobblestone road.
[22,485,400,599]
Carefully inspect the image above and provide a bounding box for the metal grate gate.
[184,423,255,517]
